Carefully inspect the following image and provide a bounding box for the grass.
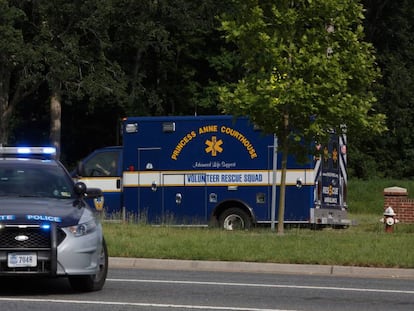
[103,179,414,268]
[348,178,414,214]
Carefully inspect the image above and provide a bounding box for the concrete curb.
[109,257,414,279]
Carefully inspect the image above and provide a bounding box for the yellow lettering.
[221,126,258,159]
[199,125,218,134]
[171,131,196,160]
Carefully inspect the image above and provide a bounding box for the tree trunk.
[0,70,11,146]
[277,112,290,235]
[50,92,62,160]
[0,104,11,146]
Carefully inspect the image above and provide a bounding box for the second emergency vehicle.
[74,115,349,229]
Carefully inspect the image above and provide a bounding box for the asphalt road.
[0,259,413,311]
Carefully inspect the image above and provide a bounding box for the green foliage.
[348,178,414,214]
[217,0,387,232]
[0,0,128,147]
[218,0,386,147]
[0,1,44,144]
[347,142,381,178]
[0,2,25,67]
[359,0,414,178]
[33,0,127,102]
[108,0,228,116]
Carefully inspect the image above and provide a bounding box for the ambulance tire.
[219,208,252,230]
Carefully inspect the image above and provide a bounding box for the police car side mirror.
[74,182,87,196]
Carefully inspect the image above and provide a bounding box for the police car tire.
[219,208,252,230]
[68,238,108,292]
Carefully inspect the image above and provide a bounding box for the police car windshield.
[0,162,74,199]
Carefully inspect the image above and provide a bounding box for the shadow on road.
[0,277,76,296]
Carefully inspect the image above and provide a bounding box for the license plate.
[8,252,37,268]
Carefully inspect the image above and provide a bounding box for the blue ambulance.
[74,115,349,229]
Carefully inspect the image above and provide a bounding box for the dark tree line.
[356,0,414,178]
[1,0,413,178]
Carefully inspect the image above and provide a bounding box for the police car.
[0,147,108,291]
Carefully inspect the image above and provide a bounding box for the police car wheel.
[219,208,251,230]
[68,238,108,292]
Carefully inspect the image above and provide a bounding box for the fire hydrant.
[380,206,399,233]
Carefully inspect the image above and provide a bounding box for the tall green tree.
[219,0,386,233]
[1,1,126,157]
[33,0,126,158]
[109,0,230,116]
[359,0,414,178]
[0,1,43,145]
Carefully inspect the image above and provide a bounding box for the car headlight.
[67,219,97,237]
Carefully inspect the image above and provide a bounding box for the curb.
[109,257,414,279]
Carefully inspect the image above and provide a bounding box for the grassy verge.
[103,219,414,268]
[103,179,414,268]
[347,178,414,214]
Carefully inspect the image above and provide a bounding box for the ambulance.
[74,116,349,229]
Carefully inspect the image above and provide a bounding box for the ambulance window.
[84,151,119,177]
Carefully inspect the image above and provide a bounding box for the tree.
[0,1,44,145]
[0,1,126,158]
[32,0,126,158]
[218,0,386,234]
[109,0,230,116]
[360,0,414,178]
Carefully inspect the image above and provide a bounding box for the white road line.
[0,297,296,311]
[107,278,414,295]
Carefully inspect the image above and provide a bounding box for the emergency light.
[125,123,138,133]
[0,146,57,159]
[40,223,51,230]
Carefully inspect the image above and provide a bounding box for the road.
[0,265,413,311]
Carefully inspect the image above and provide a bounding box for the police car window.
[84,151,119,177]
[0,165,73,198]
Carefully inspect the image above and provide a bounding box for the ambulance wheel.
[219,208,251,230]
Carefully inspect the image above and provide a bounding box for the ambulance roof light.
[125,123,138,133]
[162,122,176,133]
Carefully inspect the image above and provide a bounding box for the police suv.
[0,147,108,291]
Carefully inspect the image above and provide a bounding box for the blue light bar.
[17,147,31,154]
[1,147,56,155]
[0,146,57,159]
[42,147,56,154]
